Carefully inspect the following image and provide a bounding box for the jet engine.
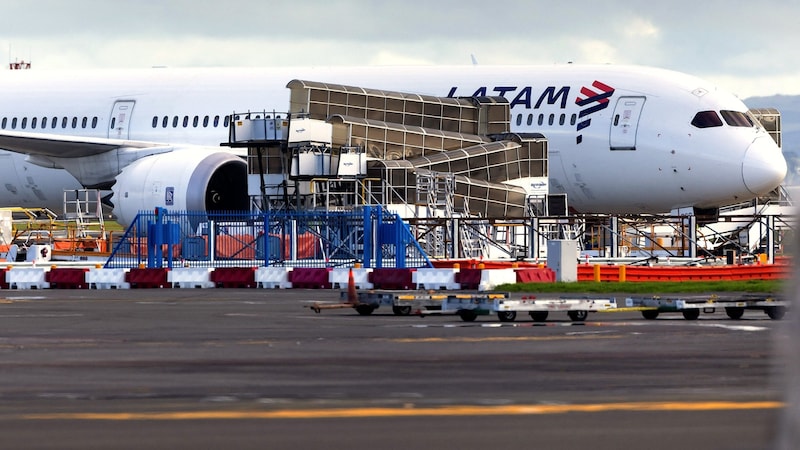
[111,149,248,226]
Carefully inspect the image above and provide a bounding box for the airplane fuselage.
[0,65,786,219]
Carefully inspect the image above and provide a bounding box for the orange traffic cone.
[347,267,358,304]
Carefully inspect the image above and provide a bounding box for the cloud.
[1,0,799,96]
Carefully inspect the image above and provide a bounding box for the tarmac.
[0,287,790,450]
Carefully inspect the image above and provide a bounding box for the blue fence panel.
[105,208,431,269]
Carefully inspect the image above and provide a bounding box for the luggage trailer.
[325,290,617,322]
[624,294,788,320]
[443,295,618,322]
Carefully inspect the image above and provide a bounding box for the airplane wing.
[0,130,164,158]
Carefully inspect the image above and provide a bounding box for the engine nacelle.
[112,150,248,226]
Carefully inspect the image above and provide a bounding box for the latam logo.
[575,81,615,144]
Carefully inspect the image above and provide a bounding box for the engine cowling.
[112,149,248,226]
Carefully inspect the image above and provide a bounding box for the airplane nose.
[742,136,787,195]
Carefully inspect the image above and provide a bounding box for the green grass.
[495,279,783,294]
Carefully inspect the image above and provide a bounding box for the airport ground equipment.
[314,290,508,316]
[625,294,788,320]
[443,294,617,322]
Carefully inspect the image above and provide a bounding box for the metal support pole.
[688,215,697,259]
[451,218,459,259]
[362,206,372,268]
[766,215,775,264]
[529,217,539,260]
[610,216,619,258]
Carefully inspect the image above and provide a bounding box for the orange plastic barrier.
[577,264,791,282]
[516,268,556,283]
[129,238,182,259]
[432,259,543,270]
[213,234,256,259]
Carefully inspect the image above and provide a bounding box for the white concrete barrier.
[413,268,460,290]
[86,268,130,289]
[255,267,293,289]
[479,269,517,291]
[168,267,215,288]
[6,267,50,289]
[328,267,373,289]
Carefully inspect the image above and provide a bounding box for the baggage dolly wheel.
[392,305,412,316]
[567,310,588,322]
[725,307,744,320]
[497,311,517,322]
[529,311,549,322]
[458,310,478,322]
[641,310,660,320]
[355,304,377,316]
[766,306,786,320]
[681,309,700,320]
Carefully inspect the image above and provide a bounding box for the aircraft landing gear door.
[109,100,135,139]
[610,96,645,150]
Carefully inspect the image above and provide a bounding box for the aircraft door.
[109,100,136,139]
[609,96,645,150]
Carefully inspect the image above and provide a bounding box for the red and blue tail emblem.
[575,81,615,144]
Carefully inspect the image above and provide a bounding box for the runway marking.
[699,323,768,332]
[383,335,625,343]
[21,400,784,421]
[0,313,83,318]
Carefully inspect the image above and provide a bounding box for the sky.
[1,0,798,99]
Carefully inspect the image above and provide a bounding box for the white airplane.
[0,64,787,226]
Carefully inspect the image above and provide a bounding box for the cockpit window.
[691,111,723,128]
[720,110,754,127]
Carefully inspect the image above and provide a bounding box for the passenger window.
[720,110,753,127]
[214,116,220,127]
[559,114,565,126]
[42,117,47,128]
[570,114,576,126]
[223,116,230,127]
[1,118,6,129]
[172,116,179,127]
[152,116,158,128]
[110,118,116,129]
[548,114,555,126]
[538,114,544,126]
[11,118,17,129]
[72,117,78,129]
[162,116,168,128]
[193,116,199,127]
[516,114,522,126]
[62,117,68,128]
[81,117,88,128]
[21,117,27,129]
[51,117,57,128]
[691,111,723,128]
[203,116,209,127]
[527,114,533,126]
[31,117,37,129]
[183,116,189,127]
[92,117,98,128]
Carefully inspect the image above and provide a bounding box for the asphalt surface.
[0,288,791,449]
